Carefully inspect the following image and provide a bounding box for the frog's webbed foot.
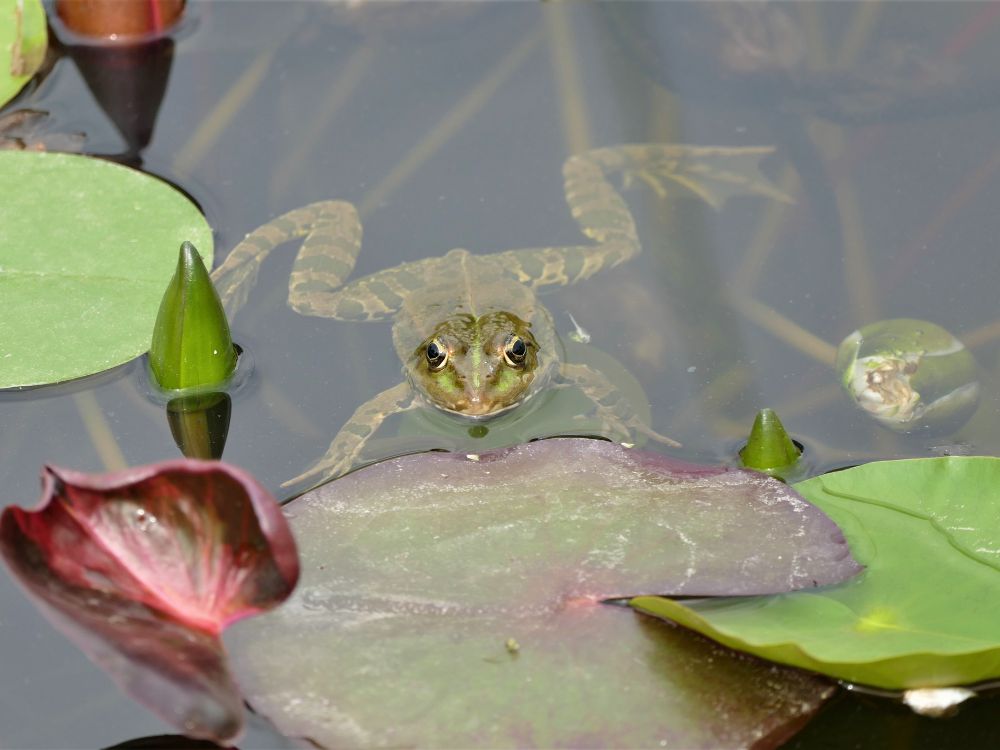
[582,144,793,210]
[558,362,681,448]
[281,381,419,489]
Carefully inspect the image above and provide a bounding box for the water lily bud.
[836,318,979,434]
[740,408,801,476]
[56,0,185,40]
[149,242,237,391]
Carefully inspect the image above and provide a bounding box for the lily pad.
[633,457,1000,690]
[1,0,46,108]
[0,151,212,388]
[228,438,860,748]
[0,460,299,742]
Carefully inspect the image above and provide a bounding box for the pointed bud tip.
[740,408,801,472]
[177,241,210,277]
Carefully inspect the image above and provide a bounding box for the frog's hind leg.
[491,144,788,293]
[281,381,420,488]
[296,256,441,322]
[490,153,642,291]
[559,362,681,448]
[211,200,361,319]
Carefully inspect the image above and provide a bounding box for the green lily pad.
[1,0,46,108]
[0,151,213,388]
[227,438,860,748]
[633,457,1000,690]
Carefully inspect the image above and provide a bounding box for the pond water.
[2,1,1000,747]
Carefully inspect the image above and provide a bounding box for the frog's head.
[408,311,540,417]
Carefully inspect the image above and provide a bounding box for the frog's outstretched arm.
[494,144,790,292]
[282,380,421,488]
[559,362,681,448]
[210,200,362,319]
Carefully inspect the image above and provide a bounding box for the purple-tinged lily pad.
[228,438,860,748]
[0,460,299,743]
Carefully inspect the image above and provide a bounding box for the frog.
[210,144,790,487]
[0,109,85,152]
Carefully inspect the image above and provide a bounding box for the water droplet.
[134,507,157,531]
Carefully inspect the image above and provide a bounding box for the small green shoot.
[149,242,237,391]
[739,408,801,478]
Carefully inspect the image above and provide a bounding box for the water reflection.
[166,392,231,459]
[64,36,175,168]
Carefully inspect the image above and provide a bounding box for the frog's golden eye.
[425,338,449,371]
[503,335,528,368]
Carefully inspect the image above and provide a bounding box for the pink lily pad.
[228,438,860,748]
[0,460,299,743]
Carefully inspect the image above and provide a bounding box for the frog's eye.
[426,339,449,371]
[503,335,528,367]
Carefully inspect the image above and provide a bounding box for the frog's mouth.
[433,397,524,420]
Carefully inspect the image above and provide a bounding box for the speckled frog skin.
[211,144,788,487]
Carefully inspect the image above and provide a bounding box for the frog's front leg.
[558,362,681,448]
[282,381,421,489]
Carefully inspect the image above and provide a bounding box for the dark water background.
[2,2,1000,746]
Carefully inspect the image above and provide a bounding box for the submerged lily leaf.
[0,151,212,388]
[0,460,299,741]
[633,457,1000,690]
[836,319,980,434]
[1,0,46,108]
[228,438,860,748]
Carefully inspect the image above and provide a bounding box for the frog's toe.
[631,170,669,199]
[281,453,352,489]
[588,414,633,444]
[631,420,682,448]
[280,463,323,489]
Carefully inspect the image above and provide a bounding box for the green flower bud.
[836,318,979,434]
[740,408,801,478]
[149,242,237,391]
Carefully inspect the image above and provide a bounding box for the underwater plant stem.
[960,319,1000,350]
[668,365,752,434]
[732,166,800,293]
[808,120,881,326]
[726,292,838,366]
[174,22,295,176]
[269,45,376,200]
[888,145,1000,293]
[259,378,325,441]
[795,2,830,70]
[73,392,127,471]
[358,28,543,219]
[771,382,842,420]
[546,3,591,154]
[835,2,882,69]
